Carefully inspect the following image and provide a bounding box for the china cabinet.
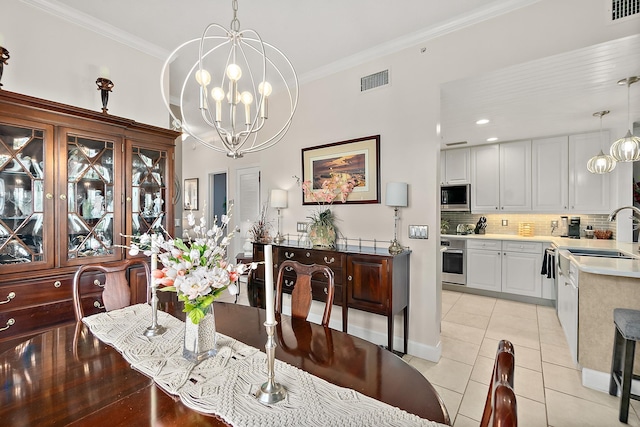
[0,90,178,349]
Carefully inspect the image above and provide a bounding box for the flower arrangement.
[248,204,272,243]
[127,207,256,324]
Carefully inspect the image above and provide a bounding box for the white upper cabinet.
[569,131,610,213]
[471,144,500,211]
[442,148,470,185]
[500,140,531,211]
[532,136,569,211]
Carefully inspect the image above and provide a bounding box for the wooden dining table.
[0,302,450,426]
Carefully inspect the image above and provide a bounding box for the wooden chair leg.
[610,327,624,396]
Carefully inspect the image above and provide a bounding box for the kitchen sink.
[566,248,636,260]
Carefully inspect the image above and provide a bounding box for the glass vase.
[183,304,217,363]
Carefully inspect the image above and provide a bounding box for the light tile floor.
[402,290,640,427]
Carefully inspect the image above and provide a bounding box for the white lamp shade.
[385,182,408,207]
[270,189,288,208]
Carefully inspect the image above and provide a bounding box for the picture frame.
[184,178,199,211]
[301,135,380,205]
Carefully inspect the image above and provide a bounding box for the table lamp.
[385,182,408,255]
[270,189,287,244]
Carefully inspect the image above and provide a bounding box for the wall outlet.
[502,219,508,226]
[296,222,308,233]
[408,225,428,239]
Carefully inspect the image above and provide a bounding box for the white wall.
[183,0,639,360]
[3,0,168,128]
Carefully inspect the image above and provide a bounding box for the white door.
[466,249,502,291]
[569,131,610,213]
[500,140,531,211]
[532,136,569,212]
[471,144,500,212]
[235,167,261,257]
[501,251,542,297]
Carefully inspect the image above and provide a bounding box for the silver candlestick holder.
[255,321,287,404]
[143,284,166,337]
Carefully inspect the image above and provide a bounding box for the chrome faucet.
[607,206,640,222]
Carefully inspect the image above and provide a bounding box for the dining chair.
[480,339,517,427]
[275,259,335,327]
[72,258,151,321]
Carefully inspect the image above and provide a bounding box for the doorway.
[208,172,227,228]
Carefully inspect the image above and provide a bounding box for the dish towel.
[540,249,555,279]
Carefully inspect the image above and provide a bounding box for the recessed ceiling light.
[487,137,498,142]
[476,119,490,125]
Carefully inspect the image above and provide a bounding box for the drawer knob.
[324,287,328,295]
[45,193,53,199]
[0,292,16,305]
[0,318,15,332]
[285,266,293,272]
[306,252,311,257]
[94,301,105,309]
[348,275,352,281]
[94,279,104,287]
[323,257,335,264]
[285,252,294,259]
[53,281,62,288]
[284,279,294,288]
[59,194,67,200]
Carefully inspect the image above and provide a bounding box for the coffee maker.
[569,216,581,239]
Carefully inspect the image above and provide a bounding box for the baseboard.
[582,367,640,395]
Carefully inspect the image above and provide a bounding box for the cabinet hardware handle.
[45,193,53,199]
[0,318,15,332]
[59,194,66,200]
[284,279,294,287]
[94,301,105,309]
[323,257,335,264]
[495,207,498,210]
[126,197,132,202]
[285,266,293,272]
[53,281,61,288]
[348,275,352,281]
[0,292,16,305]
[306,252,311,257]
[94,279,104,288]
[285,252,294,259]
[324,287,328,295]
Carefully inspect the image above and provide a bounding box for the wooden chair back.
[72,258,151,321]
[480,339,517,427]
[275,260,335,327]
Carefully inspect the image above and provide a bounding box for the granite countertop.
[441,233,640,278]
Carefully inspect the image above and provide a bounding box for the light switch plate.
[296,222,308,232]
[408,225,428,239]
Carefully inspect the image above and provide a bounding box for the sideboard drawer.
[0,300,75,339]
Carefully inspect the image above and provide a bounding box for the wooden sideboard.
[248,243,410,354]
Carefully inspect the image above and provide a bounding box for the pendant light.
[610,76,640,162]
[587,111,616,174]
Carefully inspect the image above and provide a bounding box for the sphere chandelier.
[587,111,616,174]
[160,0,299,158]
[610,76,640,162]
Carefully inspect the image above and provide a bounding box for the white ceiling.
[23,0,640,148]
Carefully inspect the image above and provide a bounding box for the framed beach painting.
[301,135,380,205]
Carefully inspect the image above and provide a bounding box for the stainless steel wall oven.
[441,238,466,285]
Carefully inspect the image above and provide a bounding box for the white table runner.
[83,304,448,427]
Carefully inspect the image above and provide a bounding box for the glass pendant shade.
[587,150,616,174]
[610,130,640,162]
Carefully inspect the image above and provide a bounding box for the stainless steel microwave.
[441,184,471,212]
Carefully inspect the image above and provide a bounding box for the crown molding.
[21,0,169,60]
[299,0,541,85]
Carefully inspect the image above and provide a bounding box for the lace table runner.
[83,304,448,427]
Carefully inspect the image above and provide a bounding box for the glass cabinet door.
[129,146,169,237]
[64,132,120,263]
[0,121,53,269]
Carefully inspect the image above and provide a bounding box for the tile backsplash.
[441,212,616,239]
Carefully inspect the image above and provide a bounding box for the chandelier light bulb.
[258,81,272,96]
[240,91,253,105]
[211,86,225,101]
[226,64,242,81]
[195,69,211,87]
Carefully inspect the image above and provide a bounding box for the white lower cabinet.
[467,239,543,298]
[557,261,579,363]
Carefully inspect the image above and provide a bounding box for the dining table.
[0,302,450,426]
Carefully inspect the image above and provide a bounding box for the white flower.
[129,244,140,256]
[228,282,239,295]
[187,212,196,227]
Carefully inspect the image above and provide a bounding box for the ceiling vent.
[610,0,639,20]
[361,70,389,92]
